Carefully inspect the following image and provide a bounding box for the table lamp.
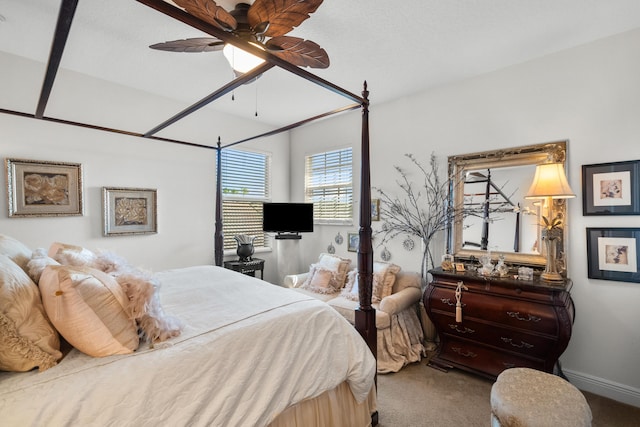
[525,162,575,281]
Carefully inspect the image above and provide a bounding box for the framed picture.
[582,160,640,215]
[371,198,380,221]
[5,158,83,217]
[103,187,157,236]
[586,227,640,283]
[347,232,359,252]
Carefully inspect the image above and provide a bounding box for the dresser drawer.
[430,312,557,358]
[428,287,559,333]
[437,338,545,378]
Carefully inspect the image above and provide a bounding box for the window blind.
[305,148,353,224]
[221,149,270,250]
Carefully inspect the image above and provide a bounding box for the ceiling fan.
[149,0,330,74]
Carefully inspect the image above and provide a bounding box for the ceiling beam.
[35,0,79,119]
[135,0,364,105]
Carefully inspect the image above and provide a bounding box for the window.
[221,149,270,250]
[305,148,353,224]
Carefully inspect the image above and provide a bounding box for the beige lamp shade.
[525,162,576,199]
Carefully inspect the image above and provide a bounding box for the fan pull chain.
[254,79,259,117]
[455,281,468,323]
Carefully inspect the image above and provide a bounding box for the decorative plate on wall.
[335,232,344,245]
[381,247,391,261]
[327,242,336,254]
[403,236,415,251]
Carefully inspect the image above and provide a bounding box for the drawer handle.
[507,311,541,322]
[441,298,465,307]
[501,337,534,349]
[448,324,475,334]
[451,346,477,358]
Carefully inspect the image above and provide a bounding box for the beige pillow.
[39,265,139,357]
[301,265,338,294]
[372,262,401,303]
[26,248,60,284]
[0,255,61,372]
[48,242,96,266]
[316,253,352,289]
[0,234,33,273]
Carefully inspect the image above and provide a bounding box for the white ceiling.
[2,0,640,139]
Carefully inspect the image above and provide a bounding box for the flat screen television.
[263,203,313,238]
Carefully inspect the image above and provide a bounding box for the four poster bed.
[0,1,379,426]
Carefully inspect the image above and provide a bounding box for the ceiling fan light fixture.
[223,42,265,74]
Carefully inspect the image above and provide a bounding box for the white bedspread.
[0,266,376,427]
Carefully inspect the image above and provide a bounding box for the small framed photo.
[5,158,83,217]
[103,187,157,236]
[371,199,380,221]
[586,228,640,283]
[454,262,466,272]
[347,232,359,252]
[582,160,640,215]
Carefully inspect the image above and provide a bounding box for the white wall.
[1,52,290,282]
[291,28,640,406]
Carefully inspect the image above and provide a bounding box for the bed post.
[214,138,224,266]
[355,82,376,358]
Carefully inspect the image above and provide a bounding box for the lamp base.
[540,271,564,282]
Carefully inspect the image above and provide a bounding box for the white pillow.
[341,269,359,301]
[0,255,61,372]
[39,265,139,357]
[48,242,96,267]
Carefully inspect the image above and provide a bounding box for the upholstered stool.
[490,368,592,427]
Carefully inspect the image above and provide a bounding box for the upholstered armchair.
[284,256,425,373]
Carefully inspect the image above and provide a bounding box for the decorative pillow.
[0,255,61,372]
[372,262,401,303]
[39,265,139,357]
[0,234,33,273]
[26,248,60,284]
[48,242,96,267]
[316,253,352,289]
[300,265,339,294]
[341,269,359,301]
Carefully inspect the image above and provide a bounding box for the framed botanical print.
[582,160,640,215]
[586,227,640,283]
[103,187,157,236]
[5,158,83,217]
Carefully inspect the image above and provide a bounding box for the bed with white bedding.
[0,265,376,426]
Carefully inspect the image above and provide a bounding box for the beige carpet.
[376,361,640,427]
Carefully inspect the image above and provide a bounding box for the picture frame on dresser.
[5,158,84,217]
[102,187,157,236]
[586,227,640,283]
[582,160,640,215]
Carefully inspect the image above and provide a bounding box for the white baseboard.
[564,369,640,408]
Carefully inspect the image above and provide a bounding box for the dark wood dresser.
[424,268,574,380]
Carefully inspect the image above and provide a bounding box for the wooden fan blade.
[173,0,237,31]
[248,0,323,37]
[266,36,329,68]
[149,37,224,52]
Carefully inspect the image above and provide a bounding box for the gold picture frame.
[371,198,380,221]
[6,158,83,217]
[103,187,157,236]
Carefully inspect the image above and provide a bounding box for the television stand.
[275,232,302,240]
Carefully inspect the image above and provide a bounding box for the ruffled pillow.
[316,253,352,289]
[341,269,359,301]
[39,265,139,357]
[0,255,61,372]
[300,265,340,294]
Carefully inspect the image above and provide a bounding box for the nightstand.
[223,258,265,279]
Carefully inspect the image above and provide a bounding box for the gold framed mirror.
[447,141,568,269]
